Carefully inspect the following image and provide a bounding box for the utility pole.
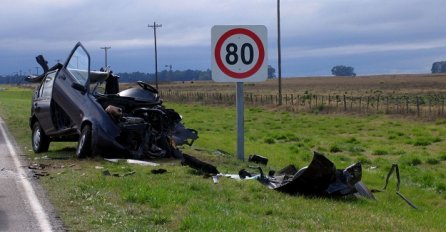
[277,0,283,105]
[100,46,111,68]
[148,21,162,89]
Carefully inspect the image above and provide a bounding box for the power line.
[148,21,162,89]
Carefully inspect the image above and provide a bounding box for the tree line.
[2,61,445,84]
[116,65,276,83]
[331,61,446,77]
[0,65,277,84]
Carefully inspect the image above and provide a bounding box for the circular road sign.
[212,25,267,82]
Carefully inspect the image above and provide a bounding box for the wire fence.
[160,90,446,119]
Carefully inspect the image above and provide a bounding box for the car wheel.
[32,121,50,153]
[76,125,92,158]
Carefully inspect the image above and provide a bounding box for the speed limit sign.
[212,25,267,82]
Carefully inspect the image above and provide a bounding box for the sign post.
[211,25,267,160]
[236,82,244,160]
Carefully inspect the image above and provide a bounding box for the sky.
[1,0,446,77]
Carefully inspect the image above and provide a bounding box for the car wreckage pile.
[26,43,417,208]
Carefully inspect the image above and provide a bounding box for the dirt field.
[157,73,446,96]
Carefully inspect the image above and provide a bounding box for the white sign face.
[211,25,267,82]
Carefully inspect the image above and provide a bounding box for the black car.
[27,42,197,158]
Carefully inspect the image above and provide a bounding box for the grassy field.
[1,82,446,231]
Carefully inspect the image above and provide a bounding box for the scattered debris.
[248,154,268,165]
[207,151,375,199]
[212,149,231,156]
[372,164,417,209]
[28,163,48,170]
[102,169,136,177]
[104,158,160,166]
[257,152,374,198]
[33,172,50,178]
[181,153,219,175]
[151,169,167,174]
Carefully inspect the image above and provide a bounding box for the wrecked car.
[27,42,197,158]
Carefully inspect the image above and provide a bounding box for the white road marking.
[0,118,53,232]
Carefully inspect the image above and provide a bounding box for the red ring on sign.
[214,28,265,79]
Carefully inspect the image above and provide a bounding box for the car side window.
[40,71,57,98]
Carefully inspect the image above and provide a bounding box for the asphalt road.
[0,117,64,232]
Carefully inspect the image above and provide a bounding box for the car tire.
[76,125,92,158]
[32,121,50,153]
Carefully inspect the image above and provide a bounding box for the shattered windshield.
[67,46,89,85]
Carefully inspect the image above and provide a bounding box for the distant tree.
[431,61,446,73]
[268,65,276,79]
[331,65,356,77]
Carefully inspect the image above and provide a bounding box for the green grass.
[1,86,446,231]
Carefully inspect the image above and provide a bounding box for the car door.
[34,70,57,134]
[51,42,91,129]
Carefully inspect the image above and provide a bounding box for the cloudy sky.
[1,0,445,77]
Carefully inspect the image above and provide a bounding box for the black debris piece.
[33,171,50,179]
[257,151,374,198]
[248,154,268,165]
[238,169,252,179]
[151,168,167,174]
[181,153,219,175]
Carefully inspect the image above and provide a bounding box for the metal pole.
[148,22,162,89]
[100,46,111,68]
[236,82,244,160]
[277,0,283,105]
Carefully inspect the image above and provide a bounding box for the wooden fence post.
[406,97,409,114]
[367,96,370,112]
[416,96,420,117]
[442,96,445,116]
[376,96,380,111]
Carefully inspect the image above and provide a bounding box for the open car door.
[51,42,91,129]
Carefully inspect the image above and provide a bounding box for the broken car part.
[181,153,219,175]
[258,151,374,198]
[104,158,160,166]
[372,164,417,209]
[248,154,268,165]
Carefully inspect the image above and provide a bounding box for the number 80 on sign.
[212,25,268,82]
